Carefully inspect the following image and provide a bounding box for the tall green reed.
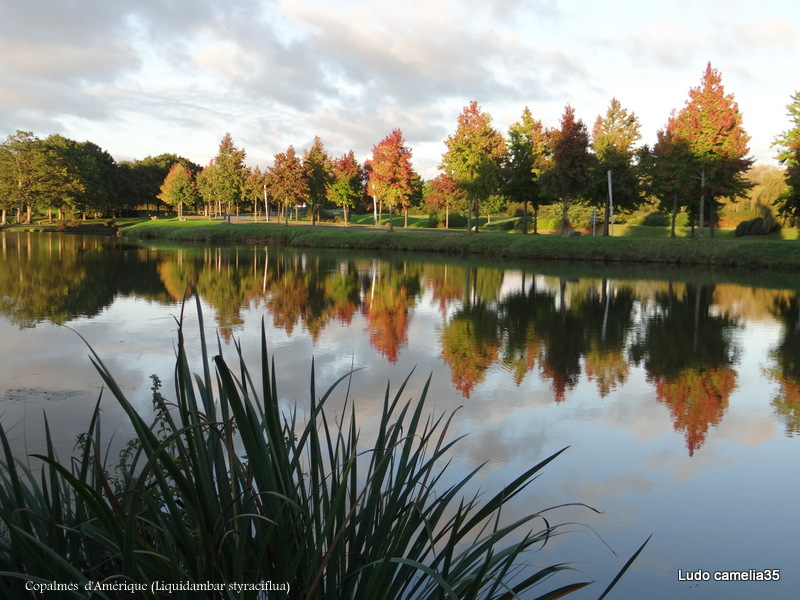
[0,296,646,599]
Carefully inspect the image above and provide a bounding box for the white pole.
[607,170,614,236]
[264,183,269,223]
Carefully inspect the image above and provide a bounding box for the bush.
[735,216,781,237]
[428,211,468,229]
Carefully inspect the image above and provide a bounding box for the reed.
[0,297,646,599]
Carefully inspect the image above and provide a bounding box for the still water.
[1,231,798,598]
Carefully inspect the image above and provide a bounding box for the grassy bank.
[120,218,800,271]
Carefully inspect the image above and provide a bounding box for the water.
[1,231,798,598]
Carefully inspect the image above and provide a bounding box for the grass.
[0,297,647,599]
[117,217,800,272]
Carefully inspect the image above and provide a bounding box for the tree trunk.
[533,208,539,234]
[698,167,706,238]
[561,197,569,235]
[522,200,528,234]
[372,196,378,226]
[445,204,449,229]
[671,191,678,238]
[709,196,715,238]
[1,209,6,225]
[603,197,611,236]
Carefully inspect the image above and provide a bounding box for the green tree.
[157,164,198,218]
[773,90,800,226]
[504,107,549,233]
[199,133,247,218]
[303,136,333,226]
[244,166,269,221]
[671,63,753,237]
[0,131,81,224]
[590,98,642,235]
[540,105,594,235]
[368,129,416,231]
[328,151,364,225]
[440,101,506,233]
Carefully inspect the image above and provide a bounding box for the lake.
[1,231,798,598]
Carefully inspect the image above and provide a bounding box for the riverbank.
[118,218,800,271]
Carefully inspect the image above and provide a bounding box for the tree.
[266,145,308,224]
[303,136,333,225]
[671,63,753,237]
[368,129,415,232]
[201,133,247,218]
[328,151,364,225]
[157,164,198,219]
[773,90,800,226]
[504,107,549,234]
[440,101,506,233]
[424,173,466,229]
[244,166,269,221]
[540,105,594,235]
[590,98,642,235]
[0,131,82,224]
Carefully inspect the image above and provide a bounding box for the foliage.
[773,90,800,224]
[504,107,550,233]
[540,105,595,235]
[303,136,333,226]
[734,216,781,237]
[368,129,416,231]
[157,164,199,218]
[266,145,308,223]
[328,151,365,225]
[197,133,248,216]
[589,98,643,234]
[440,101,507,232]
[0,298,645,599]
[669,63,753,237]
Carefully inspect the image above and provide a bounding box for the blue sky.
[1,0,797,178]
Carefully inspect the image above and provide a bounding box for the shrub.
[734,216,781,237]
[0,299,646,598]
[428,211,468,229]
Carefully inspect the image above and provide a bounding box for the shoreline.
[114,218,800,272]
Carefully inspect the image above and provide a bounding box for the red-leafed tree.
[440,101,506,233]
[328,150,364,225]
[266,145,308,224]
[424,173,466,229]
[368,129,416,232]
[540,105,594,235]
[670,63,753,237]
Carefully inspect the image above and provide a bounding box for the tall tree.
[303,136,333,225]
[244,166,269,221]
[368,129,415,232]
[440,101,506,233]
[202,133,247,218]
[671,63,753,237]
[0,131,81,224]
[328,151,364,225]
[540,105,594,235]
[590,98,642,235]
[266,145,308,224]
[504,107,549,234]
[773,90,800,226]
[157,164,198,219]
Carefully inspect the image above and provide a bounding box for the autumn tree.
[440,101,506,232]
[303,136,333,225]
[671,63,753,237]
[773,90,800,226]
[266,145,308,224]
[368,129,415,231]
[198,133,247,218]
[590,98,643,235]
[244,166,269,221]
[328,151,364,225]
[540,105,594,235]
[158,164,198,218]
[424,173,466,229]
[504,107,549,234]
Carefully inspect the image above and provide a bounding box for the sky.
[1,0,798,179]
